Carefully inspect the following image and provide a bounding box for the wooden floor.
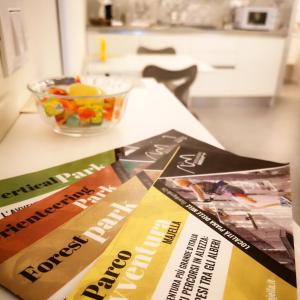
[192,83,300,224]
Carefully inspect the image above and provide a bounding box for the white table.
[0,79,221,179]
[0,80,299,299]
[85,54,214,76]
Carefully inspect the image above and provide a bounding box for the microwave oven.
[234,6,278,31]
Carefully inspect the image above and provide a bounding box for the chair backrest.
[142,65,198,107]
[137,46,176,55]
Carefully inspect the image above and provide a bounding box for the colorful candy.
[40,78,124,128]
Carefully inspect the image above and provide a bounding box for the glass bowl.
[27,75,132,137]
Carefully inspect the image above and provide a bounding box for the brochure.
[0,153,168,300]
[67,146,296,300]
[0,131,225,299]
[0,150,116,218]
[0,129,192,219]
[0,136,187,272]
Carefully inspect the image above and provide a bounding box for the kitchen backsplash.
[88,0,294,32]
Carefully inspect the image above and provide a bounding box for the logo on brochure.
[145,144,172,161]
[177,152,207,174]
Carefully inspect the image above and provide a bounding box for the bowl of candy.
[27,75,132,136]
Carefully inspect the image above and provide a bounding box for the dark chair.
[137,46,176,55]
[142,65,198,108]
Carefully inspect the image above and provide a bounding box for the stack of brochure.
[0,130,297,299]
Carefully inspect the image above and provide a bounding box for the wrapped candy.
[41,80,124,128]
[42,98,64,116]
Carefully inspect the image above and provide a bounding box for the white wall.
[0,0,62,140]
[58,0,87,75]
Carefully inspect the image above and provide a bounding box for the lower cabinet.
[87,30,287,98]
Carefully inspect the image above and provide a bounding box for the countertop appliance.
[234,6,278,31]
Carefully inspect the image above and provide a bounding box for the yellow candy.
[42,98,64,116]
[69,83,100,97]
[69,83,104,106]
[91,111,103,124]
[89,102,104,112]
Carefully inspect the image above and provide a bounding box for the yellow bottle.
[99,37,107,62]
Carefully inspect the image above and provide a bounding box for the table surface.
[0,79,299,299]
[86,54,214,75]
[0,79,221,180]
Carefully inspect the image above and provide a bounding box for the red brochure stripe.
[0,166,122,263]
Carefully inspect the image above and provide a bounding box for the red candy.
[75,75,81,83]
[48,87,68,96]
[59,99,77,111]
[77,107,96,120]
[103,108,113,120]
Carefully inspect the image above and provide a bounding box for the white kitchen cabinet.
[87,29,287,99]
[191,35,285,97]
[234,36,285,97]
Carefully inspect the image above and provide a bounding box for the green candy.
[43,98,64,116]
[66,114,80,127]
[91,111,103,125]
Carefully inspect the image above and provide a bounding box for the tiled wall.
[88,0,294,32]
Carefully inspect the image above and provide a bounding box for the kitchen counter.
[88,25,288,38]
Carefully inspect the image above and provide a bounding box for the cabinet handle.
[212,65,235,69]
